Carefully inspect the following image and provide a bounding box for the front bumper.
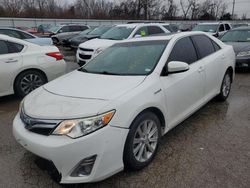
[236,57,250,68]
[13,114,129,184]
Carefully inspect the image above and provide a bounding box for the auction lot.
[0,48,250,188]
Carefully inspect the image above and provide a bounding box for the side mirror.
[167,61,189,74]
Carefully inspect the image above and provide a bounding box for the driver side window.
[167,37,198,65]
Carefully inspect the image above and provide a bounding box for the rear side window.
[225,24,231,30]
[191,35,215,58]
[210,39,221,51]
[0,40,8,55]
[18,31,34,39]
[219,24,224,32]
[80,26,88,31]
[60,26,69,32]
[167,37,198,64]
[0,40,24,55]
[148,26,165,35]
[8,41,24,53]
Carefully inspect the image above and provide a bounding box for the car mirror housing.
[167,61,189,74]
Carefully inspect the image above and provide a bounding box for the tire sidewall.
[14,70,46,97]
[123,112,161,171]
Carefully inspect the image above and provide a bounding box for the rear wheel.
[123,112,161,171]
[14,70,47,97]
[216,70,232,101]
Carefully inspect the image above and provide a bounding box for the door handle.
[5,59,18,63]
[198,66,204,73]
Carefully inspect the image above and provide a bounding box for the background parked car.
[231,23,249,29]
[69,26,113,49]
[0,34,66,97]
[220,26,250,68]
[62,28,94,48]
[0,28,52,45]
[49,24,90,44]
[162,23,179,33]
[192,22,232,37]
[77,23,170,66]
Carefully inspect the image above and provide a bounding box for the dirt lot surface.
[0,49,249,188]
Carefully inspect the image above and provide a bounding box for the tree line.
[0,0,240,20]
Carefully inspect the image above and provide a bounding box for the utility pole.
[232,0,236,20]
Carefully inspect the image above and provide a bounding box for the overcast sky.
[62,0,250,18]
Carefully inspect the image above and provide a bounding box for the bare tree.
[180,0,192,19]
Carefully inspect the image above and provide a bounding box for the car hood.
[23,71,146,119]
[79,38,119,50]
[225,42,250,54]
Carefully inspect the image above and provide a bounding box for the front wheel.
[216,70,232,101]
[123,112,161,171]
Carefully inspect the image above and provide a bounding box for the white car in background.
[13,32,235,184]
[77,23,171,66]
[0,28,53,45]
[0,34,66,97]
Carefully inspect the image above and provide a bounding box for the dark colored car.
[221,26,250,68]
[69,26,112,49]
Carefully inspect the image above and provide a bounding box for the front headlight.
[53,110,115,139]
[237,51,250,57]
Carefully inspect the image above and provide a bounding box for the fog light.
[71,155,97,177]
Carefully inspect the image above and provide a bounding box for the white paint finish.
[13,32,235,184]
[0,34,66,97]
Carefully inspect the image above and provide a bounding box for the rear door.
[191,35,224,101]
[160,36,205,129]
[0,40,23,96]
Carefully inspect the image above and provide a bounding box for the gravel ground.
[0,48,249,188]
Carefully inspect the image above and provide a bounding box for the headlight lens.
[237,51,250,57]
[53,110,115,138]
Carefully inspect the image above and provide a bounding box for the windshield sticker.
[140,31,146,36]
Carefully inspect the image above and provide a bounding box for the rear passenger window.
[0,40,8,55]
[191,35,215,58]
[225,24,231,30]
[0,40,23,55]
[148,26,165,35]
[167,37,198,64]
[219,24,224,32]
[210,39,221,51]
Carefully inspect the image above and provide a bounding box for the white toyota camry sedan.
[13,32,235,184]
[0,34,66,97]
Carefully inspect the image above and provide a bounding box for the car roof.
[0,34,38,46]
[116,31,208,43]
[198,22,229,25]
[232,26,250,31]
[115,23,166,28]
[0,27,36,37]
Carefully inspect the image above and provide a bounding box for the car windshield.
[221,30,250,42]
[48,26,60,33]
[79,28,93,35]
[100,26,135,40]
[192,25,218,33]
[89,26,112,35]
[79,40,168,76]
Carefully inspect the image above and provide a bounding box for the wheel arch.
[13,68,48,91]
[226,66,234,83]
[129,107,166,133]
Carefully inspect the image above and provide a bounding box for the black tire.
[14,70,47,97]
[123,112,161,171]
[216,70,232,102]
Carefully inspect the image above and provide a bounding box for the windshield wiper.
[99,71,123,75]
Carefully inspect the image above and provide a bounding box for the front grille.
[79,47,94,52]
[79,53,92,60]
[20,109,61,136]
